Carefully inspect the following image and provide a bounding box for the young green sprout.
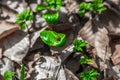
[73,39,87,52]
[43,12,59,24]
[20,64,25,80]
[40,30,66,47]
[80,69,99,80]
[36,0,62,24]
[16,10,33,29]
[80,55,94,64]
[78,0,106,16]
[3,71,15,80]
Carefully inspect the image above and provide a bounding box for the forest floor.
[0,0,120,80]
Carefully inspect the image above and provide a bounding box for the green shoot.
[36,0,62,11]
[40,30,66,47]
[73,39,87,52]
[16,10,33,29]
[78,0,106,16]
[80,69,99,80]
[80,55,94,64]
[36,0,62,24]
[43,12,59,24]
[3,71,15,80]
[20,64,25,80]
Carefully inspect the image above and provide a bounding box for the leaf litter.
[0,0,120,80]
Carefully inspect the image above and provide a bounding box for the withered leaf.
[0,21,19,40]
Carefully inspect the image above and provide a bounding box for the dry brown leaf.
[3,26,47,64]
[0,4,18,22]
[98,8,120,35]
[111,37,120,69]
[0,48,2,59]
[0,21,19,40]
[3,30,28,63]
[109,0,120,5]
[103,76,114,80]
[34,56,67,80]
[94,27,111,61]
[78,20,95,46]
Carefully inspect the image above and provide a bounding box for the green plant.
[36,0,62,11]
[20,64,25,80]
[78,0,106,16]
[16,10,33,29]
[80,55,94,64]
[40,30,66,47]
[73,39,87,52]
[43,12,59,24]
[36,0,62,24]
[80,69,99,80]
[3,71,15,80]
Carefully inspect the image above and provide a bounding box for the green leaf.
[43,0,62,10]
[80,70,99,80]
[16,10,33,21]
[78,0,106,15]
[88,70,99,77]
[36,4,47,12]
[80,72,86,78]
[40,30,66,47]
[80,55,94,64]
[20,22,26,29]
[56,0,62,10]
[43,12,59,24]
[86,3,93,10]
[78,9,86,16]
[73,39,87,52]
[3,71,15,80]
[16,20,23,24]
[90,77,97,80]
[97,7,106,13]
[16,10,33,29]
[78,2,89,16]
[79,2,87,9]
[20,64,25,80]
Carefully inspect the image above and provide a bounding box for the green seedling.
[3,71,15,80]
[36,0,62,11]
[80,69,99,80]
[78,0,106,16]
[16,10,33,29]
[20,64,25,80]
[40,30,66,47]
[43,12,59,24]
[80,55,94,64]
[36,0,62,24]
[73,39,87,52]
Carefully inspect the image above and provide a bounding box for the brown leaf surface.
[98,8,120,35]
[94,27,111,61]
[111,37,120,69]
[0,74,5,80]
[0,21,19,40]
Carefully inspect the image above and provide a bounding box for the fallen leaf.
[78,20,95,46]
[111,37,120,69]
[33,56,67,80]
[3,27,47,64]
[0,21,19,40]
[3,30,29,64]
[94,27,111,61]
[0,48,2,59]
